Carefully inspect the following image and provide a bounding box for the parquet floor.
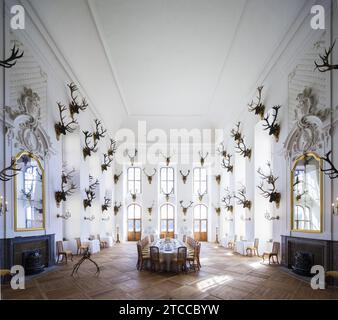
[2,242,338,300]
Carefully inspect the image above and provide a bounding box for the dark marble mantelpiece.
[0,234,55,270]
[281,235,338,271]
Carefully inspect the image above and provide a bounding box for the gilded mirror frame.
[14,151,46,232]
[290,152,323,233]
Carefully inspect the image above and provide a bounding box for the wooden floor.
[2,242,338,300]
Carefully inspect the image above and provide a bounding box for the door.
[127,204,142,241]
[160,204,175,239]
[193,205,208,241]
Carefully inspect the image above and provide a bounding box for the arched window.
[127,167,142,194]
[193,167,207,195]
[127,204,142,241]
[160,204,175,238]
[193,204,208,241]
[160,167,174,194]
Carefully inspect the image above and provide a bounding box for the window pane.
[135,220,141,232]
[194,221,200,232]
[167,168,174,180]
[135,168,141,180]
[200,168,207,180]
[161,206,167,219]
[127,206,134,219]
[194,207,200,219]
[200,206,207,219]
[194,168,200,181]
[134,206,141,219]
[167,205,174,219]
[167,182,174,193]
[128,181,134,193]
[201,220,207,232]
[200,182,207,194]
[160,168,166,181]
[193,184,199,195]
[135,181,141,193]
[161,220,167,232]
[128,168,134,180]
[128,220,134,231]
[168,220,174,232]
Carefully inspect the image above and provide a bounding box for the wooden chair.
[262,242,280,264]
[182,235,187,243]
[149,246,163,272]
[56,240,73,264]
[187,242,201,271]
[75,237,89,255]
[136,241,150,271]
[172,246,187,273]
[246,238,259,257]
[97,234,108,248]
[228,235,237,250]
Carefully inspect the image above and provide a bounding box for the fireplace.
[22,249,45,275]
[0,234,55,273]
[292,251,314,276]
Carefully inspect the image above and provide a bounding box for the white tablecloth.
[234,240,254,255]
[63,239,100,254]
[101,236,114,247]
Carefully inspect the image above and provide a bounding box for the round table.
[152,239,186,271]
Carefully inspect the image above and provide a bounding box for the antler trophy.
[0,159,21,182]
[179,170,190,184]
[0,45,24,68]
[101,154,113,172]
[101,196,112,212]
[199,151,209,167]
[55,103,78,141]
[221,154,233,173]
[257,162,281,208]
[215,174,221,185]
[234,185,251,210]
[162,188,174,201]
[113,202,122,215]
[217,142,227,158]
[83,176,99,209]
[248,86,265,119]
[68,82,88,118]
[82,130,98,159]
[231,122,251,160]
[143,168,157,184]
[262,105,281,142]
[314,40,338,72]
[159,151,174,166]
[197,190,206,202]
[93,119,107,142]
[114,172,122,184]
[180,201,193,215]
[222,188,234,212]
[126,149,138,166]
[55,168,77,207]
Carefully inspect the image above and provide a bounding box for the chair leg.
[57,254,60,264]
[65,254,68,264]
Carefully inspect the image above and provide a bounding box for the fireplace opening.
[22,249,45,275]
[292,251,313,277]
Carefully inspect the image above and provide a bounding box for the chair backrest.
[150,234,154,243]
[182,235,187,243]
[56,241,63,254]
[254,238,259,248]
[272,242,280,254]
[150,246,159,262]
[177,246,187,262]
[137,242,142,258]
[75,237,81,248]
[97,234,101,241]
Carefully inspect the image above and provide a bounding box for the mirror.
[14,151,45,231]
[291,152,323,233]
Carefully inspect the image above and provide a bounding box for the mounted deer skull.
[162,188,174,201]
[93,119,107,142]
[68,83,88,119]
[113,202,122,215]
[315,40,338,72]
[213,205,221,216]
[257,162,281,208]
[235,137,251,160]
[248,86,265,119]
[180,201,193,215]
[101,196,112,212]
[179,170,190,184]
[0,45,24,68]
[114,172,122,184]
[130,191,137,201]
[217,142,227,158]
[215,174,221,185]
[82,130,98,159]
[159,151,174,166]
[199,151,209,167]
[0,159,21,182]
[126,149,138,166]
[143,168,157,184]
[234,185,251,210]
[55,103,78,141]
[221,188,233,212]
[221,154,233,173]
[262,105,281,142]
[55,169,77,207]
[321,151,338,179]
[101,154,113,172]
[230,122,242,142]
[147,201,155,214]
[197,190,207,202]
[108,139,117,157]
[83,176,99,209]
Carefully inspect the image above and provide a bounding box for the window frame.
[160,167,175,195]
[127,166,142,194]
[193,167,208,195]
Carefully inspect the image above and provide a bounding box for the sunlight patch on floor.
[196,275,233,292]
